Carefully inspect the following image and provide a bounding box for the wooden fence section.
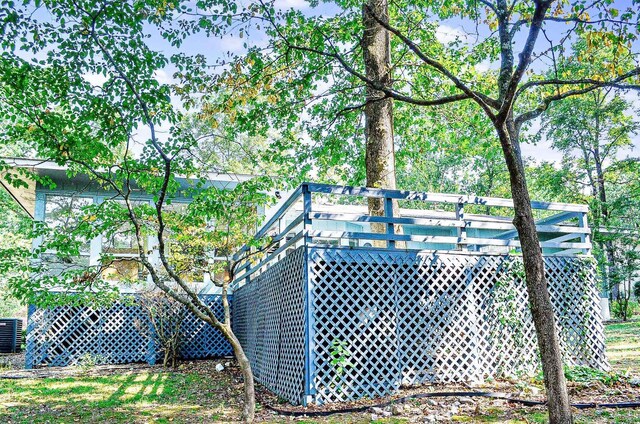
[232,246,608,405]
[306,248,607,404]
[232,247,307,405]
[25,295,232,368]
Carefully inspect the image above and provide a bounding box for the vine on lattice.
[329,338,355,393]
[491,258,528,354]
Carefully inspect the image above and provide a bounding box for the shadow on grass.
[0,369,236,423]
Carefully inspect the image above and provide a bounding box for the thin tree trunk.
[222,325,255,422]
[593,152,618,300]
[362,0,401,243]
[497,122,572,424]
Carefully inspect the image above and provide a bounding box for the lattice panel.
[395,254,486,385]
[308,248,608,404]
[26,302,151,367]
[474,256,538,376]
[544,257,608,369]
[26,295,231,368]
[232,246,306,405]
[179,295,233,359]
[310,251,402,402]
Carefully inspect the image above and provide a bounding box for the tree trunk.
[223,325,256,422]
[497,122,573,424]
[593,151,618,300]
[362,0,401,243]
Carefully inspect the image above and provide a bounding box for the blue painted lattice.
[232,247,307,405]
[179,295,233,359]
[25,295,232,369]
[232,246,608,405]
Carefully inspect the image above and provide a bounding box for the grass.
[0,370,241,423]
[461,408,640,423]
[605,318,640,375]
[0,320,638,423]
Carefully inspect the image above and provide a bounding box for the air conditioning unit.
[0,318,23,353]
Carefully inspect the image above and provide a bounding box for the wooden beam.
[305,183,589,212]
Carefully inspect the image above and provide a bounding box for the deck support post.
[578,212,591,255]
[303,247,316,406]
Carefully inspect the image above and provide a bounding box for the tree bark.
[362,0,401,242]
[497,120,572,424]
[222,325,256,422]
[593,149,618,300]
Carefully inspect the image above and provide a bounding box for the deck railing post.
[384,196,396,249]
[278,217,284,260]
[578,212,591,255]
[456,201,467,251]
[303,184,312,245]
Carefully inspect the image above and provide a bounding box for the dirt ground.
[0,351,24,371]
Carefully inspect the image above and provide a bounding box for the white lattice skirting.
[232,246,609,405]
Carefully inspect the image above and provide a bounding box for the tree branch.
[363,4,500,117]
[84,5,225,328]
[499,0,553,119]
[515,68,640,126]
[260,2,484,111]
[516,68,640,98]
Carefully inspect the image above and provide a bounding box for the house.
[1,157,255,368]
[1,157,255,294]
[2,159,609,404]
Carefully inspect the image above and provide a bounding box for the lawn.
[0,320,638,423]
[0,364,245,423]
[605,319,640,375]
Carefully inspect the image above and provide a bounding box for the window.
[164,202,205,283]
[101,199,149,282]
[102,200,149,256]
[102,259,145,282]
[41,196,208,284]
[44,194,93,258]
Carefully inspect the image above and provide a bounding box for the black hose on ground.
[263,391,640,417]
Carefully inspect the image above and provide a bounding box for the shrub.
[137,291,186,368]
[611,300,639,320]
[536,366,625,386]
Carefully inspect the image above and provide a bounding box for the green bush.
[611,300,639,320]
[634,281,640,299]
[534,366,626,386]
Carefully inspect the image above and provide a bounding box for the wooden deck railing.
[232,183,591,286]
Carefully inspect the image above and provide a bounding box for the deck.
[230,184,605,405]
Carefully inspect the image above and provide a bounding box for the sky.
[82,0,640,167]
